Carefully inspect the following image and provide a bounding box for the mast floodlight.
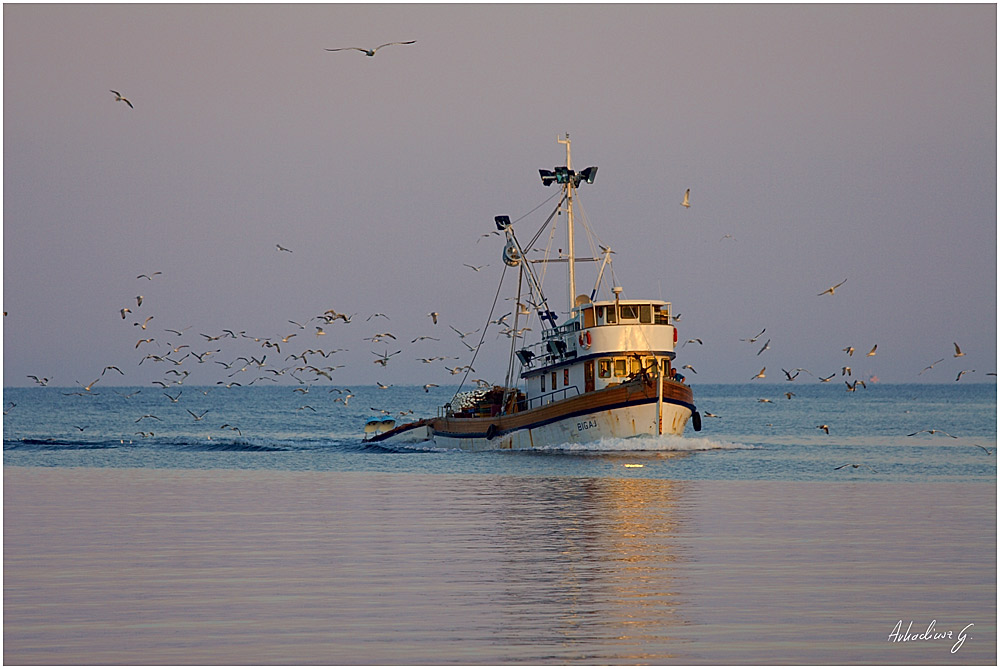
[495,215,512,230]
[539,170,557,187]
[579,166,598,184]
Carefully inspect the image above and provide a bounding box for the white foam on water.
[525,434,756,453]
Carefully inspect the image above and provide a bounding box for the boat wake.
[527,434,755,453]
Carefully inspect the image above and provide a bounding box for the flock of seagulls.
[18,251,520,439]
[675,275,993,463]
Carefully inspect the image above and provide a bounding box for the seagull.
[919,359,945,375]
[818,373,835,382]
[842,366,852,376]
[974,444,994,455]
[324,40,416,56]
[703,411,720,417]
[955,369,975,381]
[751,367,766,380]
[740,328,766,343]
[953,342,965,357]
[756,338,771,356]
[866,344,877,357]
[26,375,50,386]
[187,409,209,421]
[816,424,830,434]
[411,336,440,343]
[463,263,487,272]
[423,383,439,393]
[784,392,796,399]
[834,463,877,472]
[78,378,100,392]
[137,272,161,280]
[120,307,132,319]
[134,316,154,329]
[136,295,143,307]
[110,90,133,108]
[682,338,703,347]
[102,365,124,376]
[276,244,292,252]
[782,368,799,381]
[907,429,958,438]
[428,312,439,325]
[681,188,691,208]
[164,391,182,402]
[681,364,697,374]
[842,346,855,356]
[758,398,773,403]
[135,414,162,422]
[817,279,847,296]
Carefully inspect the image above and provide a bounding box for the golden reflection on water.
[4,467,995,665]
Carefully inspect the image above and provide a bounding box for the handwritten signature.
[888,620,974,653]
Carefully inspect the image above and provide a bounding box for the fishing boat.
[365,135,700,450]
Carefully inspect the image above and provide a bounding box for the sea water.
[4,383,996,664]
[3,383,996,482]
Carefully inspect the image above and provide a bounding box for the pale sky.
[3,3,997,387]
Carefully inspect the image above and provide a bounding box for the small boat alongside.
[365,135,699,450]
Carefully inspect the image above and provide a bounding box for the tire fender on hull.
[691,410,702,432]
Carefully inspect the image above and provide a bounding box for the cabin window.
[620,304,639,320]
[639,304,652,323]
[613,358,627,377]
[595,305,604,321]
[583,307,596,329]
[541,374,545,392]
[564,369,570,386]
[629,357,642,375]
[605,306,617,324]
[598,359,612,378]
[551,371,557,390]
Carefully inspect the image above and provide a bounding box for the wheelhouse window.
[639,304,652,323]
[605,306,617,324]
[619,304,639,320]
[598,359,612,378]
[613,358,627,377]
[563,369,570,386]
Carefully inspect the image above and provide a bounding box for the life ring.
[691,411,702,432]
[578,330,592,349]
[486,423,498,440]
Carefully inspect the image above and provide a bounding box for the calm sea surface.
[4,383,996,664]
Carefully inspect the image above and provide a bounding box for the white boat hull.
[367,377,697,452]
[433,399,692,451]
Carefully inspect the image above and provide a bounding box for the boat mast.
[559,134,577,317]
[537,136,596,322]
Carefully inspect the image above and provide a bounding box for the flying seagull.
[110,90,133,108]
[953,342,965,357]
[276,244,292,253]
[681,188,691,208]
[919,359,945,375]
[325,40,416,56]
[817,279,847,296]
[834,463,877,473]
[866,344,878,357]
